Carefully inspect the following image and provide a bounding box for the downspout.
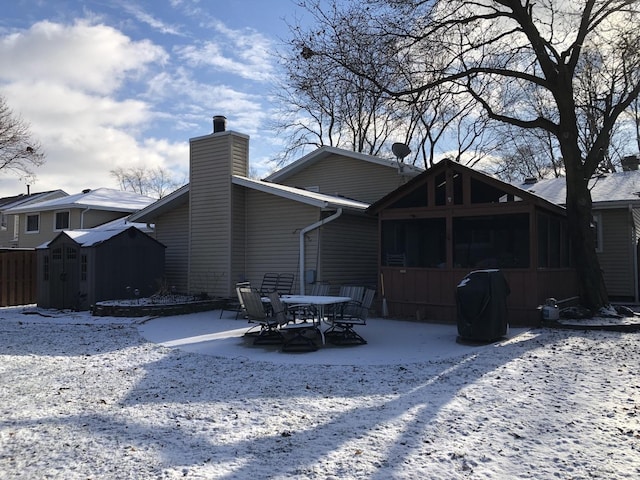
[631,204,639,303]
[299,208,343,295]
[80,207,91,229]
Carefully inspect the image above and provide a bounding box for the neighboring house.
[129,120,422,298]
[367,159,579,326]
[36,225,165,310]
[520,164,640,302]
[0,190,68,247]
[3,188,156,248]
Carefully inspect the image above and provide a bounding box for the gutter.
[299,208,343,295]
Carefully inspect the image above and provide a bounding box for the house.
[367,159,579,326]
[128,117,422,298]
[3,188,156,248]
[0,190,68,247]
[36,225,165,310]
[520,164,640,302]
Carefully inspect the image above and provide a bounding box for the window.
[55,211,70,230]
[538,212,572,267]
[1,213,6,230]
[43,255,49,281]
[26,214,39,233]
[13,216,19,241]
[81,255,87,281]
[382,218,446,268]
[453,214,530,268]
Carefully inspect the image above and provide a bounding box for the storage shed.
[37,226,165,310]
[368,159,580,326]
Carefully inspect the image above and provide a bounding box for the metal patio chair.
[325,287,375,345]
[269,291,319,352]
[240,287,285,345]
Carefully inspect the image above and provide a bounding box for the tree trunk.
[564,165,609,311]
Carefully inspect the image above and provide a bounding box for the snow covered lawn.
[0,307,638,479]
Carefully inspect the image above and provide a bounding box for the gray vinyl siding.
[319,214,378,292]
[277,153,406,204]
[79,210,126,229]
[244,190,321,293]
[188,131,249,297]
[155,201,189,294]
[597,208,635,297]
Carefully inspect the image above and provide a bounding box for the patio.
[137,310,529,366]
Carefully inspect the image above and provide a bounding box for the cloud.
[0,20,167,95]
[119,3,184,36]
[175,23,275,82]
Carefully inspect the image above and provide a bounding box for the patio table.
[280,295,352,344]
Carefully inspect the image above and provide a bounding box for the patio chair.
[290,282,330,322]
[259,273,280,296]
[219,281,251,319]
[276,273,295,295]
[269,291,319,352]
[325,287,375,345]
[240,287,285,345]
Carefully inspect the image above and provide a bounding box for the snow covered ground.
[0,306,639,479]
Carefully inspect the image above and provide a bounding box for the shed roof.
[5,188,155,214]
[263,146,423,183]
[38,225,164,249]
[519,170,640,207]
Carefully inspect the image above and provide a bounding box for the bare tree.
[0,95,45,184]
[297,0,640,311]
[111,166,182,199]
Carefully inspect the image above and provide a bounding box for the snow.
[1,306,639,479]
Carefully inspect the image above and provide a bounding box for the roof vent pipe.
[213,115,227,133]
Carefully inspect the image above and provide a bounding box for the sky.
[0,0,312,196]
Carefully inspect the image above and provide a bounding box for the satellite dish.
[392,142,411,161]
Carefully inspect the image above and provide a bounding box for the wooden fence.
[0,249,37,306]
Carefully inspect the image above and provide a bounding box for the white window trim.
[593,212,603,253]
[54,210,71,231]
[25,213,40,234]
[12,215,19,241]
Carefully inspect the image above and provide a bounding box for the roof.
[128,184,189,224]
[38,224,162,249]
[519,171,640,207]
[0,190,68,211]
[129,175,370,224]
[368,158,566,215]
[4,188,155,214]
[232,175,369,211]
[263,146,423,183]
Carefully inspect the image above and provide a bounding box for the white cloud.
[175,23,275,82]
[0,20,167,95]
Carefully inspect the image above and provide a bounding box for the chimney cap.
[213,115,227,133]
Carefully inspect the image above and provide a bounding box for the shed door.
[50,243,80,309]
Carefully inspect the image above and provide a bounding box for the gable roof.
[368,158,566,215]
[5,188,155,214]
[0,190,68,211]
[264,145,423,183]
[38,225,164,249]
[127,184,189,224]
[232,175,369,211]
[519,171,640,207]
